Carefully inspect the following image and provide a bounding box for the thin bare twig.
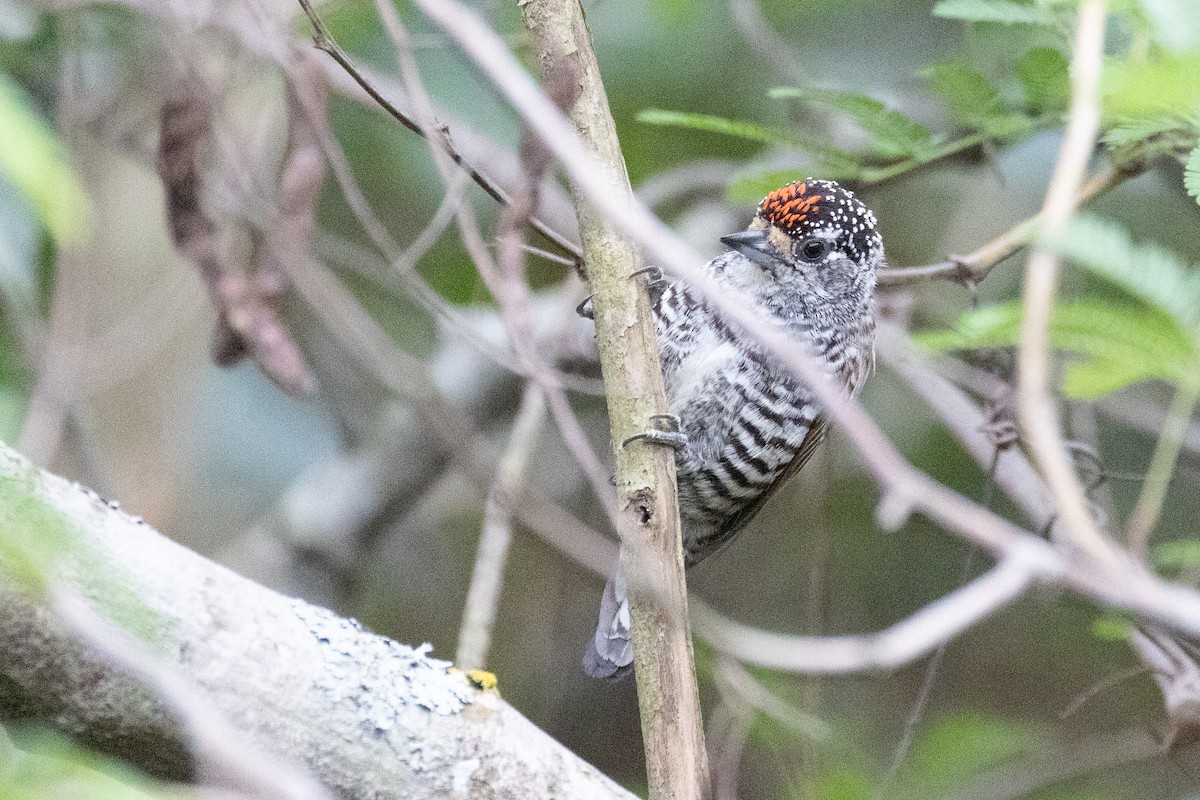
[712,659,830,741]
[635,160,740,209]
[294,0,583,270]
[888,327,1200,748]
[706,697,753,800]
[456,384,547,671]
[313,227,606,395]
[283,46,599,403]
[1017,0,1116,564]
[286,255,616,577]
[1131,626,1200,754]
[932,727,1161,800]
[1060,664,1149,720]
[728,0,804,82]
[876,167,1131,287]
[414,12,574,655]
[1100,393,1200,465]
[878,324,1055,532]
[1125,384,1200,556]
[876,545,982,800]
[409,0,1200,658]
[371,0,617,524]
[692,555,1040,673]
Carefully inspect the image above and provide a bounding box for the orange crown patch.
[758,181,823,235]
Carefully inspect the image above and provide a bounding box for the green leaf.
[932,0,1056,25]
[636,109,807,150]
[813,770,873,800]
[1052,214,1200,331]
[916,299,1199,397]
[980,113,1036,138]
[914,302,1024,352]
[921,62,1008,130]
[1062,357,1158,398]
[1103,53,1200,119]
[768,87,935,159]
[1185,144,1200,205]
[636,109,863,176]
[1152,539,1200,569]
[1,727,189,800]
[0,74,89,245]
[907,714,1036,790]
[1090,613,1133,641]
[1048,303,1198,396]
[648,0,699,19]
[1016,47,1070,114]
[1101,115,1192,149]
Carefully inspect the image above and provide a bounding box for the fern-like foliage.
[919,215,1200,398]
[1052,215,1200,331]
[1186,144,1200,202]
[1014,47,1069,115]
[767,88,936,160]
[916,299,1199,398]
[634,109,862,178]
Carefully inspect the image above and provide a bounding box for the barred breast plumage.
[585,179,883,679]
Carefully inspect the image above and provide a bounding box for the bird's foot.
[576,295,594,319]
[632,266,667,304]
[578,268,664,321]
[623,413,688,450]
[630,265,663,282]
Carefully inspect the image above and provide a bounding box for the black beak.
[720,229,780,270]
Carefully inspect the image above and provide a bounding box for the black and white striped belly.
[673,358,819,563]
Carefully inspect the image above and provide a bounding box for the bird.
[584,178,883,679]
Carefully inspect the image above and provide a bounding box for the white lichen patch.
[450,757,481,795]
[290,599,473,726]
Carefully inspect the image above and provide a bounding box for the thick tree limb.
[0,443,633,800]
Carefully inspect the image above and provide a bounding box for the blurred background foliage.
[1,0,1200,798]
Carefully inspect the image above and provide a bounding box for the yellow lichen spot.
[466,669,499,693]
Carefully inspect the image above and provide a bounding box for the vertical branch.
[456,384,547,671]
[1017,0,1117,564]
[1125,384,1200,556]
[518,2,710,798]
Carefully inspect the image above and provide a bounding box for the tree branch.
[294,0,583,271]
[876,166,1132,287]
[1017,0,1116,564]
[0,443,634,800]
[515,1,710,797]
[402,0,1200,665]
[692,555,1040,673]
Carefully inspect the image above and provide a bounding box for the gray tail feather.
[583,570,634,680]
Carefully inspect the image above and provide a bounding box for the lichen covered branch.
[0,443,634,800]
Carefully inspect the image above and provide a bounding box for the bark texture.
[0,443,632,800]
[521,1,710,798]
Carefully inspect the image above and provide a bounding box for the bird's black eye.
[800,238,831,262]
